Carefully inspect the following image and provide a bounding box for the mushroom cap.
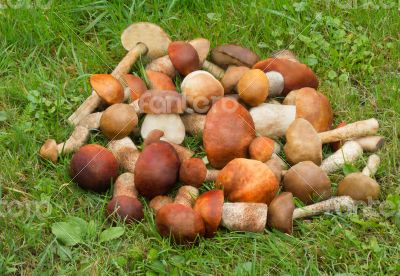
[146,55,176,78]
[123,74,147,101]
[145,70,176,91]
[168,41,200,76]
[237,69,269,106]
[179,158,207,188]
[189,38,210,64]
[134,141,180,199]
[141,114,186,144]
[204,97,256,169]
[39,139,58,163]
[283,88,333,132]
[107,195,144,223]
[156,203,205,244]
[220,66,250,94]
[121,22,171,59]
[249,136,275,162]
[90,74,124,105]
[216,158,278,204]
[143,129,165,147]
[267,192,295,234]
[284,118,322,165]
[193,189,224,237]
[211,44,259,68]
[139,90,185,114]
[70,144,119,192]
[283,161,331,204]
[149,195,174,213]
[252,58,318,95]
[337,172,380,202]
[181,70,224,113]
[100,103,138,140]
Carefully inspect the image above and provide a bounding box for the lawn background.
[1,0,400,274]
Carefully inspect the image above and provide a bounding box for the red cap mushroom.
[193,190,224,237]
[249,136,276,162]
[123,74,147,101]
[179,158,219,187]
[90,74,124,105]
[168,41,200,76]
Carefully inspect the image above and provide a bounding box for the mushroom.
[168,41,200,76]
[124,74,147,101]
[216,158,278,204]
[181,113,206,136]
[221,202,268,233]
[134,141,180,199]
[107,137,140,173]
[179,158,219,187]
[354,136,385,153]
[203,97,255,169]
[320,141,364,174]
[89,74,124,105]
[149,195,173,213]
[99,103,138,140]
[283,161,332,204]
[220,66,250,94]
[249,136,277,162]
[156,186,205,244]
[181,70,224,113]
[141,114,186,144]
[211,44,259,68]
[193,190,224,237]
[337,154,380,202]
[330,121,347,151]
[68,22,171,125]
[145,70,176,90]
[70,144,119,192]
[106,173,144,223]
[237,69,269,106]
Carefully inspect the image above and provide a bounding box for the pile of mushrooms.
[39,21,386,244]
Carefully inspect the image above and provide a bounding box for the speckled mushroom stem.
[221,202,268,233]
[149,195,174,213]
[202,60,225,79]
[361,154,380,177]
[292,196,357,219]
[354,136,385,153]
[205,169,220,182]
[181,113,206,136]
[68,44,147,125]
[107,137,140,173]
[320,141,363,174]
[174,186,199,208]
[113,172,138,199]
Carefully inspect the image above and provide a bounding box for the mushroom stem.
[174,186,199,208]
[292,196,357,219]
[320,141,363,174]
[354,136,385,153]
[181,113,206,136]
[361,154,380,177]
[112,172,138,199]
[202,60,225,79]
[318,119,379,144]
[149,195,173,213]
[107,137,140,173]
[221,202,268,233]
[205,169,220,182]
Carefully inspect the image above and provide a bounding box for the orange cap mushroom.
[90,74,124,105]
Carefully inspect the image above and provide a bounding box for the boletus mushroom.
[100,103,138,140]
[193,190,224,237]
[145,70,176,91]
[179,157,219,187]
[237,69,269,106]
[124,74,147,101]
[90,74,124,105]
[249,136,276,162]
[168,41,200,76]
[211,44,259,68]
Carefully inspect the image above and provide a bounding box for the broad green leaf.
[99,227,124,243]
[51,222,83,246]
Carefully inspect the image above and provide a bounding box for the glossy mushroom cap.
[284,118,322,165]
[124,74,147,101]
[212,44,259,68]
[145,70,176,91]
[283,161,331,204]
[252,58,318,95]
[70,144,118,192]
[139,90,185,114]
[168,41,200,76]
[216,158,278,204]
[204,97,256,169]
[181,70,224,113]
[267,192,295,234]
[193,190,224,238]
[220,66,250,94]
[179,158,207,188]
[237,69,269,106]
[156,203,205,244]
[249,136,275,162]
[337,173,380,202]
[100,103,138,140]
[134,141,180,199]
[107,195,144,223]
[149,195,173,213]
[90,74,124,105]
[283,87,333,132]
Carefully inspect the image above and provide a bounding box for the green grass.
[1,0,400,274]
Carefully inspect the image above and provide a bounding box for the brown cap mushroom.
[90,74,124,105]
[70,144,118,192]
[220,66,250,94]
[123,74,147,101]
[283,161,332,204]
[216,158,278,204]
[145,70,176,91]
[179,158,219,187]
[139,89,185,114]
[249,136,275,162]
[267,192,295,234]
[181,70,224,113]
[212,44,259,68]
[193,190,224,237]
[252,58,318,95]
[284,118,322,165]
[134,141,180,199]
[237,69,269,106]
[168,41,200,76]
[203,97,256,169]
[107,196,144,223]
[100,103,138,140]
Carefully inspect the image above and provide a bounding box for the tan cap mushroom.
[100,103,138,140]
[237,69,269,106]
[168,41,200,76]
[145,70,176,91]
[179,158,219,187]
[188,38,210,65]
[220,66,250,94]
[283,161,332,204]
[267,192,295,234]
[249,136,276,162]
[212,44,259,68]
[203,97,256,169]
[90,74,124,105]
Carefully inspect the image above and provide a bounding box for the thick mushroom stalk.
[107,137,140,173]
[221,202,268,233]
[320,141,363,173]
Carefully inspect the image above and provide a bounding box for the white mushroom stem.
[76,112,103,129]
[354,136,385,153]
[320,141,363,174]
[202,60,225,79]
[57,126,90,154]
[174,186,199,208]
[107,137,139,173]
[113,172,138,199]
[181,113,206,136]
[141,114,186,144]
[265,71,284,97]
[362,154,380,177]
[221,202,268,233]
[292,196,357,219]
[68,43,147,125]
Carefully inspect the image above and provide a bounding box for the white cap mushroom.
[141,114,185,144]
